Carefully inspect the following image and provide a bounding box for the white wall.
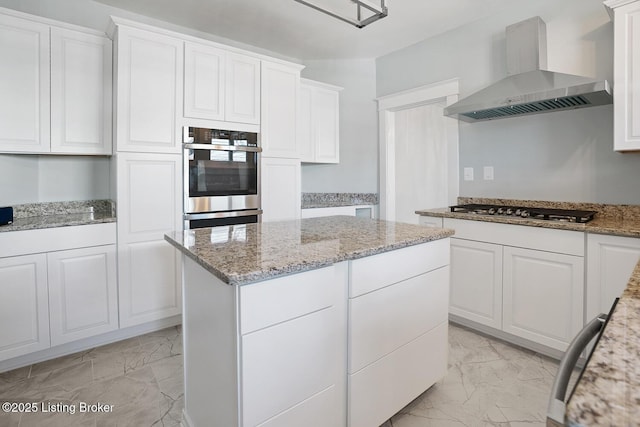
[376,0,640,204]
[301,59,378,193]
[0,155,111,205]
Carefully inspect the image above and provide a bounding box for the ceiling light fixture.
[293,0,388,28]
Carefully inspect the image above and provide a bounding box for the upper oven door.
[183,127,261,214]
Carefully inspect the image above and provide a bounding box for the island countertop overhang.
[165,216,454,286]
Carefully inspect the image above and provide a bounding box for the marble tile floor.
[0,323,567,427]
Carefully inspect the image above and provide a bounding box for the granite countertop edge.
[165,225,453,286]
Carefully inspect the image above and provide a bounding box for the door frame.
[376,79,460,221]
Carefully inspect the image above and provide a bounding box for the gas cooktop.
[449,204,597,223]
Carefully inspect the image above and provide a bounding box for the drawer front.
[443,218,584,256]
[348,321,448,427]
[349,266,448,373]
[240,263,346,335]
[349,239,449,298]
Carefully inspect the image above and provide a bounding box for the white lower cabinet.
[47,245,118,346]
[449,239,502,329]
[503,246,584,351]
[116,152,182,328]
[0,224,117,363]
[443,218,585,354]
[261,157,301,222]
[0,254,49,361]
[586,233,640,319]
[348,239,450,427]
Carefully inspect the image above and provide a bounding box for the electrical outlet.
[463,167,474,181]
[483,166,494,180]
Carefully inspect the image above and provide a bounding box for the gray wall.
[376,0,640,204]
[301,59,378,193]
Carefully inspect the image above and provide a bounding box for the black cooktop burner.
[450,204,597,223]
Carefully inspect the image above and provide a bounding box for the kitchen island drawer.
[349,266,448,373]
[348,321,448,427]
[239,263,346,335]
[349,238,449,298]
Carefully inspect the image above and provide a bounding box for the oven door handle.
[184,210,263,220]
[183,143,262,152]
[546,313,607,426]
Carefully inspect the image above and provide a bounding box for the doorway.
[377,79,460,223]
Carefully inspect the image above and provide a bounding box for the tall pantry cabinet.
[111,18,183,328]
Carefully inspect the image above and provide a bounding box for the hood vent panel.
[445,17,612,122]
[462,95,590,121]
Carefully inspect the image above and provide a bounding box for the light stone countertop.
[165,215,454,286]
[301,192,378,209]
[565,259,640,426]
[0,200,116,233]
[416,198,640,238]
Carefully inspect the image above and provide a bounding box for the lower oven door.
[184,210,262,230]
[546,298,618,426]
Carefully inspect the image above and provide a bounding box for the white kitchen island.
[165,216,453,427]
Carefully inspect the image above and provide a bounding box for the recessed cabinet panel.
[449,238,503,329]
[503,246,583,351]
[586,233,640,320]
[261,157,301,222]
[0,14,50,153]
[117,153,181,240]
[261,62,300,158]
[184,42,225,121]
[610,0,640,151]
[314,88,340,163]
[299,85,314,162]
[225,53,260,124]
[116,27,183,153]
[47,245,118,346]
[119,240,181,328]
[50,28,112,154]
[0,254,49,361]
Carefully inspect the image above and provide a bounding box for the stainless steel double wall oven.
[183,127,261,229]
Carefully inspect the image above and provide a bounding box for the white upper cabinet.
[0,13,50,153]
[261,61,302,158]
[606,0,640,151]
[51,28,112,155]
[0,10,112,155]
[184,42,225,121]
[184,43,260,125]
[225,53,261,124]
[115,24,183,153]
[299,79,341,164]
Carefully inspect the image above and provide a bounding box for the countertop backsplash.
[301,192,378,209]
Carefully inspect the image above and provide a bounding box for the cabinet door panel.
[116,153,182,242]
[0,14,49,153]
[449,238,503,329]
[503,247,583,351]
[184,42,225,121]
[298,84,314,162]
[612,1,640,151]
[0,254,49,361]
[51,28,112,154]
[314,88,339,163]
[118,240,181,327]
[116,27,182,153]
[241,308,342,427]
[586,234,640,320]
[225,53,260,124]
[261,157,301,222]
[349,267,448,373]
[261,62,299,158]
[48,245,118,345]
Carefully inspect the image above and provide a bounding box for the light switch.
[463,167,474,181]
[483,166,494,180]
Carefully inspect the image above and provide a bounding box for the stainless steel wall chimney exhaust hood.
[444,17,612,122]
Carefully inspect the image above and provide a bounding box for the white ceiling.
[93,0,522,60]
